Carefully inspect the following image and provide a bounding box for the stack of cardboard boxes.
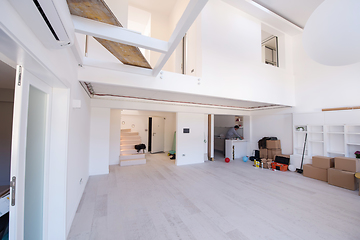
[259,140,288,169]
[303,156,333,181]
[304,156,360,191]
[328,157,359,191]
[267,140,282,159]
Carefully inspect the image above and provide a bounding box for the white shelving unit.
[293,123,360,158]
[345,125,360,158]
[325,125,345,158]
[292,111,360,164]
[308,125,325,156]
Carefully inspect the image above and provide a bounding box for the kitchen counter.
[225,139,248,160]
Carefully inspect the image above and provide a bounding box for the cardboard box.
[266,140,281,149]
[268,148,281,160]
[303,164,327,182]
[263,162,271,169]
[334,157,359,172]
[260,149,267,159]
[328,168,356,191]
[356,173,360,196]
[312,156,334,169]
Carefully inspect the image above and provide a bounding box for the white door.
[9,66,52,240]
[151,117,165,153]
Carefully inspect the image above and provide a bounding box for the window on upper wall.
[261,30,278,67]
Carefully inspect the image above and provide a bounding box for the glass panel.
[24,86,47,240]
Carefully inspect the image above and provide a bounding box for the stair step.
[121,140,142,145]
[120,158,146,167]
[121,149,141,155]
[121,135,141,140]
[121,144,135,150]
[121,132,139,136]
[121,129,131,132]
[119,153,145,160]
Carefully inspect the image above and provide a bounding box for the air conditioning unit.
[10,0,74,49]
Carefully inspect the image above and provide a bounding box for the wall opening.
[261,31,278,67]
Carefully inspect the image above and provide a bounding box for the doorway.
[0,59,15,240]
[149,116,165,153]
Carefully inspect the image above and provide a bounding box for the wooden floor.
[68,153,360,240]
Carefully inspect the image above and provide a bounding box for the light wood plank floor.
[68,153,360,240]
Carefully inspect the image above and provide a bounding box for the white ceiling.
[87,82,285,109]
[128,0,179,15]
[0,60,15,89]
[253,0,324,28]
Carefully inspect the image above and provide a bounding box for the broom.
[296,133,307,174]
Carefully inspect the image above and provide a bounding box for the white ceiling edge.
[90,93,290,111]
[222,0,303,36]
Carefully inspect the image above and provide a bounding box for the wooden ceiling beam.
[72,15,169,54]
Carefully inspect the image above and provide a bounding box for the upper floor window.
[261,31,278,67]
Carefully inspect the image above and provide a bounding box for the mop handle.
[300,133,308,170]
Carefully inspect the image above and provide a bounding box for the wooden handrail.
[322,106,360,112]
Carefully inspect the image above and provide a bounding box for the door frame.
[10,66,52,240]
[150,116,165,153]
[9,66,70,240]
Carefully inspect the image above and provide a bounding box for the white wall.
[292,34,360,112]
[200,0,295,106]
[250,111,293,155]
[65,69,91,237]
[214,115,235,127]
[176,112,206,165]
[105,0,129,27]
[109,109,121,165]
[149,10,173,71]
[0,88,14,186]
[89,107,110,175]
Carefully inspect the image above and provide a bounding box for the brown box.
[266,140,281,149]
[262,162,271,169]
[303,164,328,182]
[268,149,281,160]
[334,157,359,172]
[260,149,267,159]
[312,156,334,169]
[328,168,357,190]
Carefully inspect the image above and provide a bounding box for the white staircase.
[119,129,146,166]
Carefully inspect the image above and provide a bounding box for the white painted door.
[151,117,165,153]
[9,66,52,240]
